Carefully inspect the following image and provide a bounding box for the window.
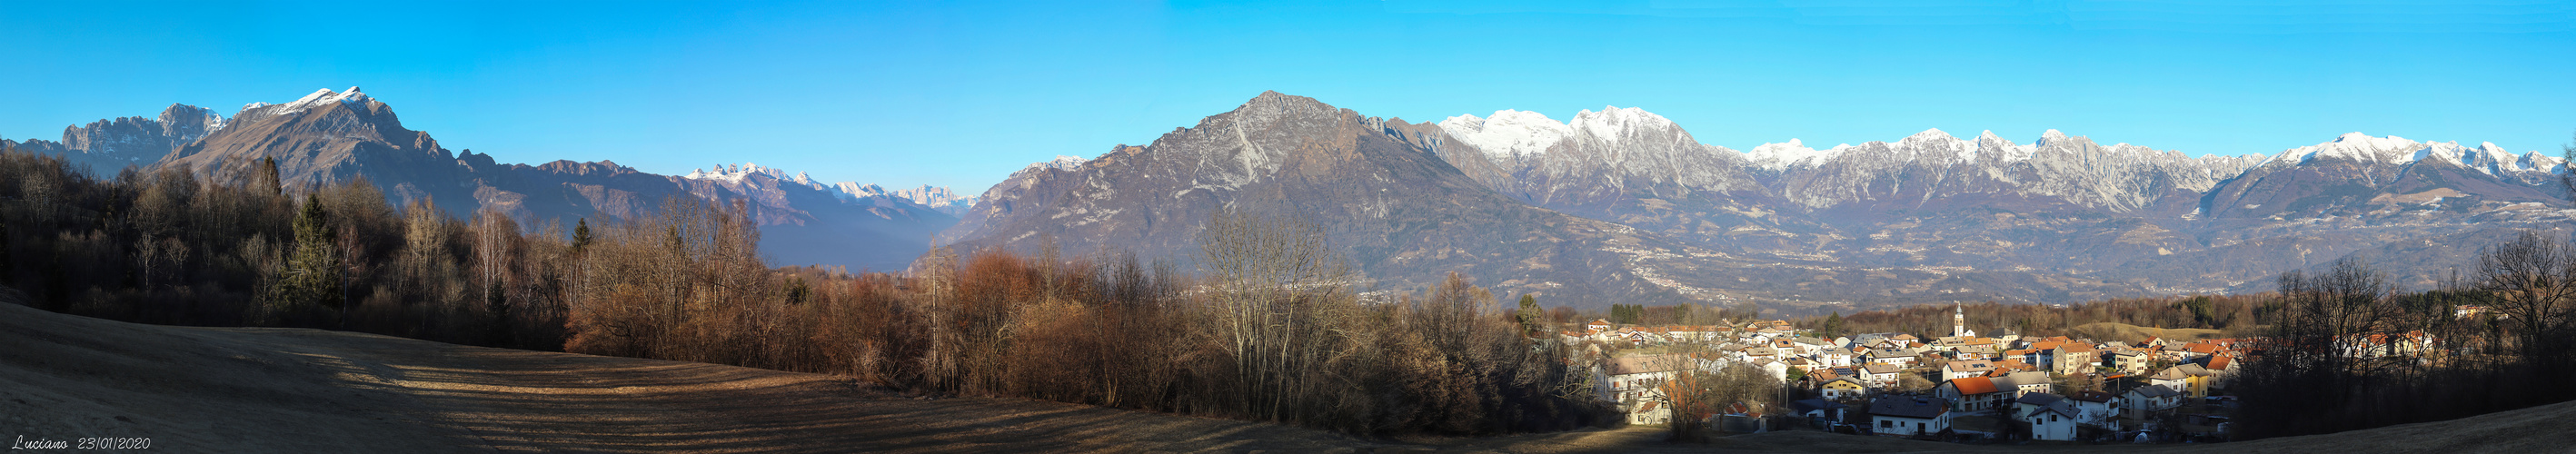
[1882,419,1892,429]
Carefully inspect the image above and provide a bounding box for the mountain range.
[8,88,2569,314]
[1,88,959,271]
[942,93,2576,314]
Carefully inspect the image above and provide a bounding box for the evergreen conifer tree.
[277,193,343,318]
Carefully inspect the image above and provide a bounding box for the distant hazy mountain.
[7,87,958,271]
[950,94,2574,313]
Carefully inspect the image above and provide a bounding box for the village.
[1562,302,2384,444]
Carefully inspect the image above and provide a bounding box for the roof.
[1944,360,1994,373]
[1606,354,1694,376]
[1988,360,2038,374]
[1868,395,1951,419]
[1992,371,2050,387]
[2186,342,2222,354]
[1864,363,1902,374]
[2069,390,2118,403]
[2018,393,2078,419]
[2177,363,2212,376]
[2205,355,2234,370]
[1824,377,1867,388]
[2126,384,2181,398]
[2015,391,2065,408]
[1948,376,2000,395]
[2149,364,2210,380]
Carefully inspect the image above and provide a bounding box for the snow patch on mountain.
[1437,110,1570,163]
[1746,139,1835,171]
[244,87,370,117]
[1567,106,1676,147]
[1035,155,1088,172]
[683,163,792,183]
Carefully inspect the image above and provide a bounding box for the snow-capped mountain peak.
[2037,129,2069,146]
[2269,133,2420,166]
[1036,154,1089,172]
[682,162,791,183]
[1567,106,1675,146]
[234,86,375,123]
[1902,128,1956,143]
[1746,139,1834,171]
[1437,109,1570,162]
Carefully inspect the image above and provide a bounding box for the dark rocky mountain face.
[16,88,956,271]
[957,94,2572,314]
[940,92,1711,304]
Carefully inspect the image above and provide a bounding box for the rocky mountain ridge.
[949,95,2575,313]
[5,88,959,271]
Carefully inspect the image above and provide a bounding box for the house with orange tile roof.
[1936,376,2010,414]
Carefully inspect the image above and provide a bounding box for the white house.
[2015,392,2081,441]
[2068,390,2122,429]
[2120,384,2183,420]
[1861,363,1904,388]
[1866,348,1919,367]
[1765,358,1791,380]
[1600,354,1694,405]
[1868,395,1951,438]
[1816,350,1855,368]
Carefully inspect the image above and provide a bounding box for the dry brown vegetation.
[15,290,2575,452]
[2067,322,2224,345]
[0,146,1603,437]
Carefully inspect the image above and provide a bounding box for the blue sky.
[3,1,2572,192]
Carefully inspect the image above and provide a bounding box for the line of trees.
[1601,302,1760,326]
[2234,232,2576,438]
[0,147,565,349]
[1789,294,2274,341]
[0,145,1606,435]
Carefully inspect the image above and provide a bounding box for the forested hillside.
[0,144,1600,436]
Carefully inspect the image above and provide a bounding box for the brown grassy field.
[5,291,2571,453]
